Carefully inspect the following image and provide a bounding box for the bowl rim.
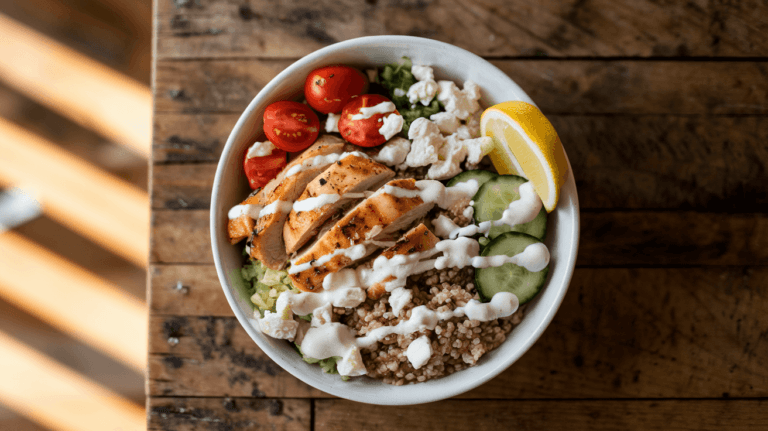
[210,35,580,405]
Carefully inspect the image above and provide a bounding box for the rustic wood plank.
[150,115,768,210]
[153,113,237,163]
[148,316,323,398]
[148,397,310,431]
[154,59,768,115]
[315,399,767,431]
[151,210,768,266]
[155,0,768,59]
[148,267,768,399]
[150,264,232,316]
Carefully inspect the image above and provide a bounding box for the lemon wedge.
[481,101,569,212]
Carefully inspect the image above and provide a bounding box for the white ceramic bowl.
[211,36,579,405]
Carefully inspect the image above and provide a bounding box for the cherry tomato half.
[338,94,399,147]
[263,101,320,152]
[243,145,286,189]
[304,65,369,114]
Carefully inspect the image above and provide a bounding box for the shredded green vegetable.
[241,260,298,317]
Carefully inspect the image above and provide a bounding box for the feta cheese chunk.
[429,111,460,135]
[407,80,438,106]
[394,88,406,97]
[373,137,411,167]
[257,310,298,340]
[411,65,435,82]
[427,134,467,180]
[379,113,404,140]
[325,113,340,133]
[464,136,494,165]
[337,346,367,376]
[404,118,441,167]
[388,287,412,317]
[246,141,276,158]
[406,335,432,369]
[436,80,481,120]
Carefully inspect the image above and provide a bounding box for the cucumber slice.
[445,169,498,188]
[472,175,547,240]
[474,232,549,304]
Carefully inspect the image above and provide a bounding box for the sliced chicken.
[283,155,395,254]
[289,178,436,291]
[227,189,266,244]
[367,224,440,299]
[249,135,345,269]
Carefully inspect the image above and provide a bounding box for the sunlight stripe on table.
[0,232,147,372]
[0,330,144,431]
[0,118,149,268]
[0,13,151,157]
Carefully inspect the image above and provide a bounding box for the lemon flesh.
[481,101,568,212]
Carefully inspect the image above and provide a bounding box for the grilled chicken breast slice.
[366,223,440,299]
[283,155,394,254]
[289,178,436,291]
[248,135,345,269]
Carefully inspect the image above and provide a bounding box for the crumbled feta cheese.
[325,113,340,133]
[404,118,441,167]
[379,113,404,140]
[464,136,494,164]
[411,65,434,82]
[430,111,460,135]
[246,141,276,158]
[426,134,494,180]
[388,287,412,317]
[393,88,406,97]
[432,214,460,238]
[337,346,367,376]
[427,134,467,180]
[407,80,439,106]
[311,303,333,327]
[463,80,482,101]
[436,80,481,120]
[406,335,432,369]
[465,110,482,138]
[373,137,411,167]
[257,310,298,340]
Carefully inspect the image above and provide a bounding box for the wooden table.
[148,1,768,429]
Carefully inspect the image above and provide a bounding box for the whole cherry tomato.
[243,144,286,189]
[304,65,369,114]
[263,101,320,152]
[338,94,400,147]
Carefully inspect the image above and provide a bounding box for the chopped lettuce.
[380,56,415,107]
[379,56,444,134]
[241,260,297,317]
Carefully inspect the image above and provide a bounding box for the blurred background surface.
[0,0,151,429]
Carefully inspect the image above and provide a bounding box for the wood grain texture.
[154,59,768,115]
[314,399,767,431]
[155,0,768,59]
[148,397,310,431]
[153,113,237,163]
[151,210,768,266]
[150,265,232,316]
[151,115,768,211]
[148,267,768,399]
[148,316,322,398]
